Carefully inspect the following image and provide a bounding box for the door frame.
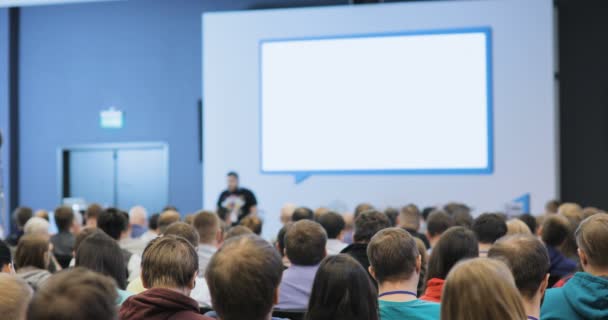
[57,142,170,208]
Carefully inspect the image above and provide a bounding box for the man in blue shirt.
[367,227,440,320]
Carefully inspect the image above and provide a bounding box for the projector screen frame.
[258,26,494,178]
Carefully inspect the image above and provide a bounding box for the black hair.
[472,213,508,244]
[422,207,436,221]
[276,224,291,257]
[354,210,391,243]
[426,210,453,237]
[426,226,479,281]
[305,254,378,320]
[227,171,239,179]
[75,231,127,290]
[97,208,128,240]
[0,240,12,268]
[518,214,537,234]
[148,213,160,230]
[317,212,345,239]
[383,207,399,227]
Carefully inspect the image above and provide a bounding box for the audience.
[14,234,53,291]
[472,213,507,256]
[97,208,141,282]
[421,226,478,302]
[224,225,254,240]
[317,211,347,255]
[50,205,75,268]
[383,207,399,227]
[34,210,49,221]
[341,209,391,277]
[0,240,13,273]
[292,207,314,221]
[28,267,118,320]
[85,203,103,228]
[518,213,538,235]
[545,199,561,215]
[354,203,374,218]
[414,237,429,297]
[275,223,292,268]
[306,254,379,320]
[398,204,430,249]
[157,210,181,234]
[7,207,33,246]
[193,210,223,275]
[139,213,160,243]
[75,230,132,304]
[23,217,50,238]
[425,210,453,252]
[120,236,210,320]
[277,220,327,309]
[0,273,32,320]
[506,218,532,236]
[541,213,608,319]
[240,215,263,235]
[206,234,284,320]
[129,206,148,238]
[488,235,550,320]
[368,228,440,320]
[441,258,526,320]
[280,203,297,225]
[541,214,577,286]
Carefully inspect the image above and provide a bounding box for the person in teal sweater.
[367,227,440,320]
[541,214,608,320]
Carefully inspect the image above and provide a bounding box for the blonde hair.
[506,219,532,236]
[0,274,32,320]
[441,258,526,320]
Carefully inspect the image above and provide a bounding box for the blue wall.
[0,9,9,230]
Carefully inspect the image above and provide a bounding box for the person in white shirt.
[193,211,223,275]
[317,211,348,255]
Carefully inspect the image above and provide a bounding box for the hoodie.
[17,267,51,291]
[541,272,608,320]
[119,288,212,320]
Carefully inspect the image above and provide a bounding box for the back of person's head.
[426,226,478,280]
[284,220,327,266]
[23,217,49,237]
[354,210,390,243]
[426,210,453,238]
[148,213,160,231]
[27,267,118,320]
[75,230,127,290]
[399,204,421,230]
[276,223,291,257]
[518,214,537,234]
[317,211,345,239]
[581,207,603,220]
[141,235,198,289]
[0,240,12,272]
[34,210,49,221]
[576,213,608,271]
[383,207,399,227]
[225,225,254,240]
[292,207,314,221]
[306,254,378,320]
[97,208,128,240]
[443,202,471,216]
[452,210,474,229]
[206,234,283,320]
[506,219,532,236]
[13,207,33,229]
[0,273,32,320]
[54,206,74,232]
[472,213,507,244]
[558,202,583,220]
[314,207,330,220]
[414,237,429,296]
[545,199,561,214]
[73,227,99,253]
[541,214,571,247]
[422,207,436,222]
[85,203,102,221]
[367,228,419,283]
[128,206,148,226]
[14,234,49,270]
[158,210,181,234]
[280,203,296,225]
[184,214,196,225]
[354,203,374,219]
[488,235,550,300]
[164,222,200,248]
[441,258,526,320]
[193,210,220,244]
[240,215,263,235]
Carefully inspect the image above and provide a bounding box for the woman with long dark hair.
[305,254,378,320]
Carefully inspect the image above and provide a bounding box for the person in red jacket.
[119,235,212,320]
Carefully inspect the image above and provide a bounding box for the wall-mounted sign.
[100,107,123,129]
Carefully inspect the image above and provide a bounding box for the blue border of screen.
[259,26,494,178]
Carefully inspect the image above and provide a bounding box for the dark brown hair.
[54,206,74,232]
[354,210,391,243]
[576,213,608,268]
[193,210,220,243]
[284,220,327,266]
[75,231,127,290]
[472,213,507,244]
[541,214,571,247]
[27,267,118,320]
[206,235,283,320]
[426,210,453,237]
[225,225,254,240]
[426,227,478,281]
[141,235,198,289]
[367,228,418,283]
[14,234,49,270]
[240,215,263,235]
[317,211,345,239]
[488,235,550,299]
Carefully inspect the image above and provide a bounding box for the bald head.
[0,274,32,320]
[158,210,180,234]
[280,203,296,225]
[129,206,148,226]
[24,217,50,238]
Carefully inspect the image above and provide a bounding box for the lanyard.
[378,290,417,298]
